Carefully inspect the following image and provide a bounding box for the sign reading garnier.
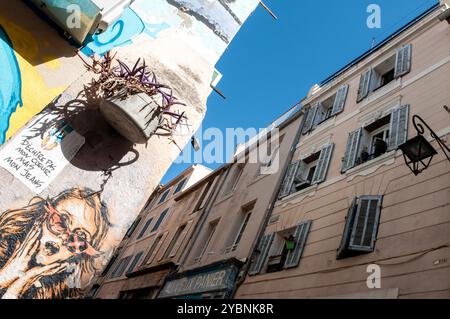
[159,264,238,298]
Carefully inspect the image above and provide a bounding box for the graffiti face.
[0,188,110,299]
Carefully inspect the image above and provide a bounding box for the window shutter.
[337,198,358,259]
[293,160,307,184]
[279,161,300,199]
[348,196,383,252]
[169,220,193,258]
[126,252,143,274]
[303,103,319,133]
[357,69,372,102]
[248,233,274,275]
[312,144,334,184]
[341,128,362,172]
[394,44,412,78]
[331,84,349,115]
[284,220,312,269]
[388,104,409,150]
[151,232,169,262]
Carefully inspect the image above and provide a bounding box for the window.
[158,189,171,204]
[142,235,163,265]
[223,164,245,195]
[195,220,219,261]
[136,217,153,239]
[174,178,187,194]
[163,224,187,259]
[194,177,217,212]
[228,210,252,252]
[357,44,411,102]
[125,217,141,239]
[303,84,349,134]
[151,208,169,232]
[126,252,143,274]
[279,144,334,199]
[258,135,285,176]
[112,256,132,278]
[341,105,409,172]
[101,254,118,277]
[263,220,312,273]
[337,196,383,259]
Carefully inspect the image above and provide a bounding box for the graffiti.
[0,188,111,299]
[0,25,23,144]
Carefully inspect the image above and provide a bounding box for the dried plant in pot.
[79,52,187,144]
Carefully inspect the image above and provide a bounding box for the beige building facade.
[235,3,450,299]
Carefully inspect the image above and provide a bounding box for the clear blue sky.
[162,0,438,184]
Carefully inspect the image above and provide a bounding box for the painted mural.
[0,188,110,299]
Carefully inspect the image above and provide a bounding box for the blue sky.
[162,0,438,184]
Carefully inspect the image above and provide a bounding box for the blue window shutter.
[337,198,358,259]
[284,220,312,269]
[249,233,275,275]
[279,161,300,199]
[394,44,412,78]
[341,128,362,172]
[126,252,143,274]
[348,196,383,252]
[303,104,319,133]
[389,104,410,150]
[312,144,334,184]
[357,69,372,102]
[331,84,349,115]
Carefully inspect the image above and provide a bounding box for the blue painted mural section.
[0,26,23,144]
[82,5,171,56]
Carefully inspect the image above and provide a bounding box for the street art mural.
[0,188,111,299]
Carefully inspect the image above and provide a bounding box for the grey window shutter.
[284,220,312,269]
[341,128,362,172]
[303,103,319,133]
[394,44,412,78]
[357,69,372,102]
[331,84,349,115]
[388,104,410,150]
[279,161,300,199]
[293,160,307,184]
[249,233,275,275]
[337,198,358,259]
[312,144,334,184]
[348,195,383,252]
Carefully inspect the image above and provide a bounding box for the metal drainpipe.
[232,107,307,297]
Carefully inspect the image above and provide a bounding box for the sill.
[358,78,402,110]
[248,172,271,186]
[299,116,336,146]
[345,150,397,182]
[214,191,234,206]
[276,184,318,207]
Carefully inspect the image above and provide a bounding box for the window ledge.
[359,78,402,111]
[248,172,271,186]
[299,116,336,147]
[276,184,319,208]
[345,150,398,182]
[213,191,234,206]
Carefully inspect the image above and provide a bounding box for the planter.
[100,92,161,144]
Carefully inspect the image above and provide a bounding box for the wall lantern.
[398,114,450,176]
[285,235,295,250]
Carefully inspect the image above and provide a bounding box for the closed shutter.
[388,104,410,150]
[169,220,193,258]
[116,256,132,277]
[284,220,312,269]
[337,198,358,259]
[357,69,372,102]
[394,44,412,78]
[312,144,334,184]
[303,103,319,133]
[126,252,143,274]
[348,196,383,252]
[279,161,300,199]
[125,217,141,238]
[248,233,274,275]
[110,258,124,278]
[341,128,362,172]
[137,217,153,239]
[331,84,349,115]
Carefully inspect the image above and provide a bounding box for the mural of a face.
[0,188,110,299]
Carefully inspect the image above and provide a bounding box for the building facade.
[235,3,450,299]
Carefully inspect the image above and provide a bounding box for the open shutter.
[248,233,274,275]
[331,84,349,115]
[303,103,319,133]
[284,220,312,269]
[357,69,372,102]
[337,199,358,259]
[389,104,409,150]
[341,128,362,172]
[394,44,412,78]
[293,160,307,184]
[279,161,300,199]
[169,220,193,258]
[349,196,383,252]
[312,144,334,184]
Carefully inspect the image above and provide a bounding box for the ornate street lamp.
[398,114,450,176]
